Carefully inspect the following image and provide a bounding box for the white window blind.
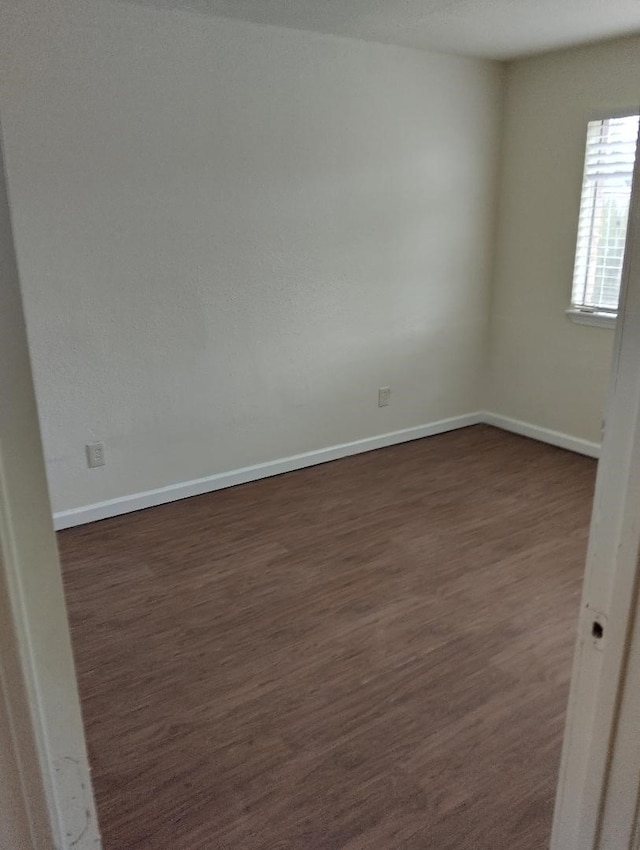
[571,114,639,315]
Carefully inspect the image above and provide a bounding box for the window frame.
[567,107,640,330]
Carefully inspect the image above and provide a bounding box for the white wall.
[0,0,503,514]
[488,36,640,444]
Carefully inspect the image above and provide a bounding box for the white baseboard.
[482,412,601,459]
[53,411,601,530]
[53,412,483,530]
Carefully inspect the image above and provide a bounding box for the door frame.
[0,129,101,849]
[3,118,640,850]
[551,123,640,850]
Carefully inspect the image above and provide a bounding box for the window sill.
[566,308,617,329]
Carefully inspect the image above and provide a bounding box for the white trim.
[552,107,640,850]
[53,411,603,530]
[566,308,617,329]
[53,413,483,529]
[0,131,100,848]
[482,412,601,458]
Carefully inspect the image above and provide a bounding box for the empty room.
[1,0,640,848]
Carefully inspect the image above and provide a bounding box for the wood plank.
[59,425,596,850]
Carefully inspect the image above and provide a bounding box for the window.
[568,113,639,328]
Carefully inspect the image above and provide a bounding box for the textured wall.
[488,36,640,443]
[0,0,503,513]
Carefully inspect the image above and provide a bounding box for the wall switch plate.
[378,387,391,407]
[86,442,105,468]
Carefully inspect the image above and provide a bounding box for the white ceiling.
[128,0,640,59]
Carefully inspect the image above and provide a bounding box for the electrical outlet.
[378,387,391,407]
[86,442,105,469]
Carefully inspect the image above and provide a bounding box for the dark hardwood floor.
[58,425,596,850]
